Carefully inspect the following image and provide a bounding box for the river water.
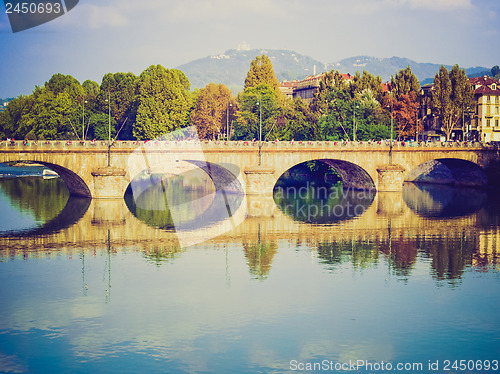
[0,164,499,374]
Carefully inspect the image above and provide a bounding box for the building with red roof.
[278,80,298,98]
[279,73,355,103]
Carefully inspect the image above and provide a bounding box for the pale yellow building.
[470,76,500,142]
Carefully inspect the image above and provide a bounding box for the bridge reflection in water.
[0,172,499,283]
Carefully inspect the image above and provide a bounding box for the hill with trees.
[177,49,490,91]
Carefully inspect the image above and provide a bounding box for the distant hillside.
[0,97,14,112]
[328,56,488,85]
[177,49,324,92]
[176,49,490,92]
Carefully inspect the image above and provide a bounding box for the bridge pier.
[91,167,127,199]
[376,164,406,192]
[244,166,276,197]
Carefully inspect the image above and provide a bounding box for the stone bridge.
[0,140,498,198]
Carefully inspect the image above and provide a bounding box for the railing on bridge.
[0,139,496,150]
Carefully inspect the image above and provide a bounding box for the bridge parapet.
[0,139,495,151]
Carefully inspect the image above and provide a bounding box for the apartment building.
[469,76,500,142]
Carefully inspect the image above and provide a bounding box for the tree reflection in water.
[125,172,216,230]
[271,162,494,284]
[403,183,488,218]
[0,175,91,237]
[125,171,244,232]
[1,165,498,285]
[273,163,376,224]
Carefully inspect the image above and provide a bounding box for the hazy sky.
[1,0,499,98]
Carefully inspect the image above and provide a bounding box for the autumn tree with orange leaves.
[190,83,236,140]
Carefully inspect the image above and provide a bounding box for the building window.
[487,96,491,103]
[496,119,499,127]
[493,84,497,90]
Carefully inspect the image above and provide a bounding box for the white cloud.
[319,0,472,15]
[168,0,288,22]
[407,0,472,10]
[53,3,129,29]
[85,5,128,28]
[0,353,27,374]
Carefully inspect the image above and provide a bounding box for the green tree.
[244,55,280,90]
[87,112,117,140]
[390,66,421,99]
[355,89,380,111]
[319,89,390,142]
[350,100,390,141]
[39,73,84,139]
[349,71,384,102]
[97,72,139,140]
[82,80,100,112]
[16,86,76,140]
[190,83,235,140]
[133,65,191,140]
[269,97,318,141]
[310,70,335,116]
[332,70,348,91]
[45,73,84,100]
[310,70,349,134]
[492,65,500,79]
[171,69,191,91]
[317,87,352,141]
[234,84,281,140]
[310,70,390,142]
[431,65,473,141]
[0,95,32,139]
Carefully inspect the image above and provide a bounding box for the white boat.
[43,169,59,179]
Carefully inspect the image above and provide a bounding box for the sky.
[0,0,499,98]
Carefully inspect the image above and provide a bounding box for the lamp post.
[226,101,232,141]
[82,98,88,141]
[416,111,419,142]
[353,103,359,142]
[256,100,262,166]
[108,91,111,145]
[462,106,469,141]
[467,117,470,142]
[105,92,111,166]
[387,99,394,165]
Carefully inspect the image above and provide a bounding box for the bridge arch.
[275,158,376,190]
[405,158,488,187]
[126,160,244,197]
[124,159,246,246]
[125,159,245,226]
[3,160,92,198]
[41,162,92,197]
